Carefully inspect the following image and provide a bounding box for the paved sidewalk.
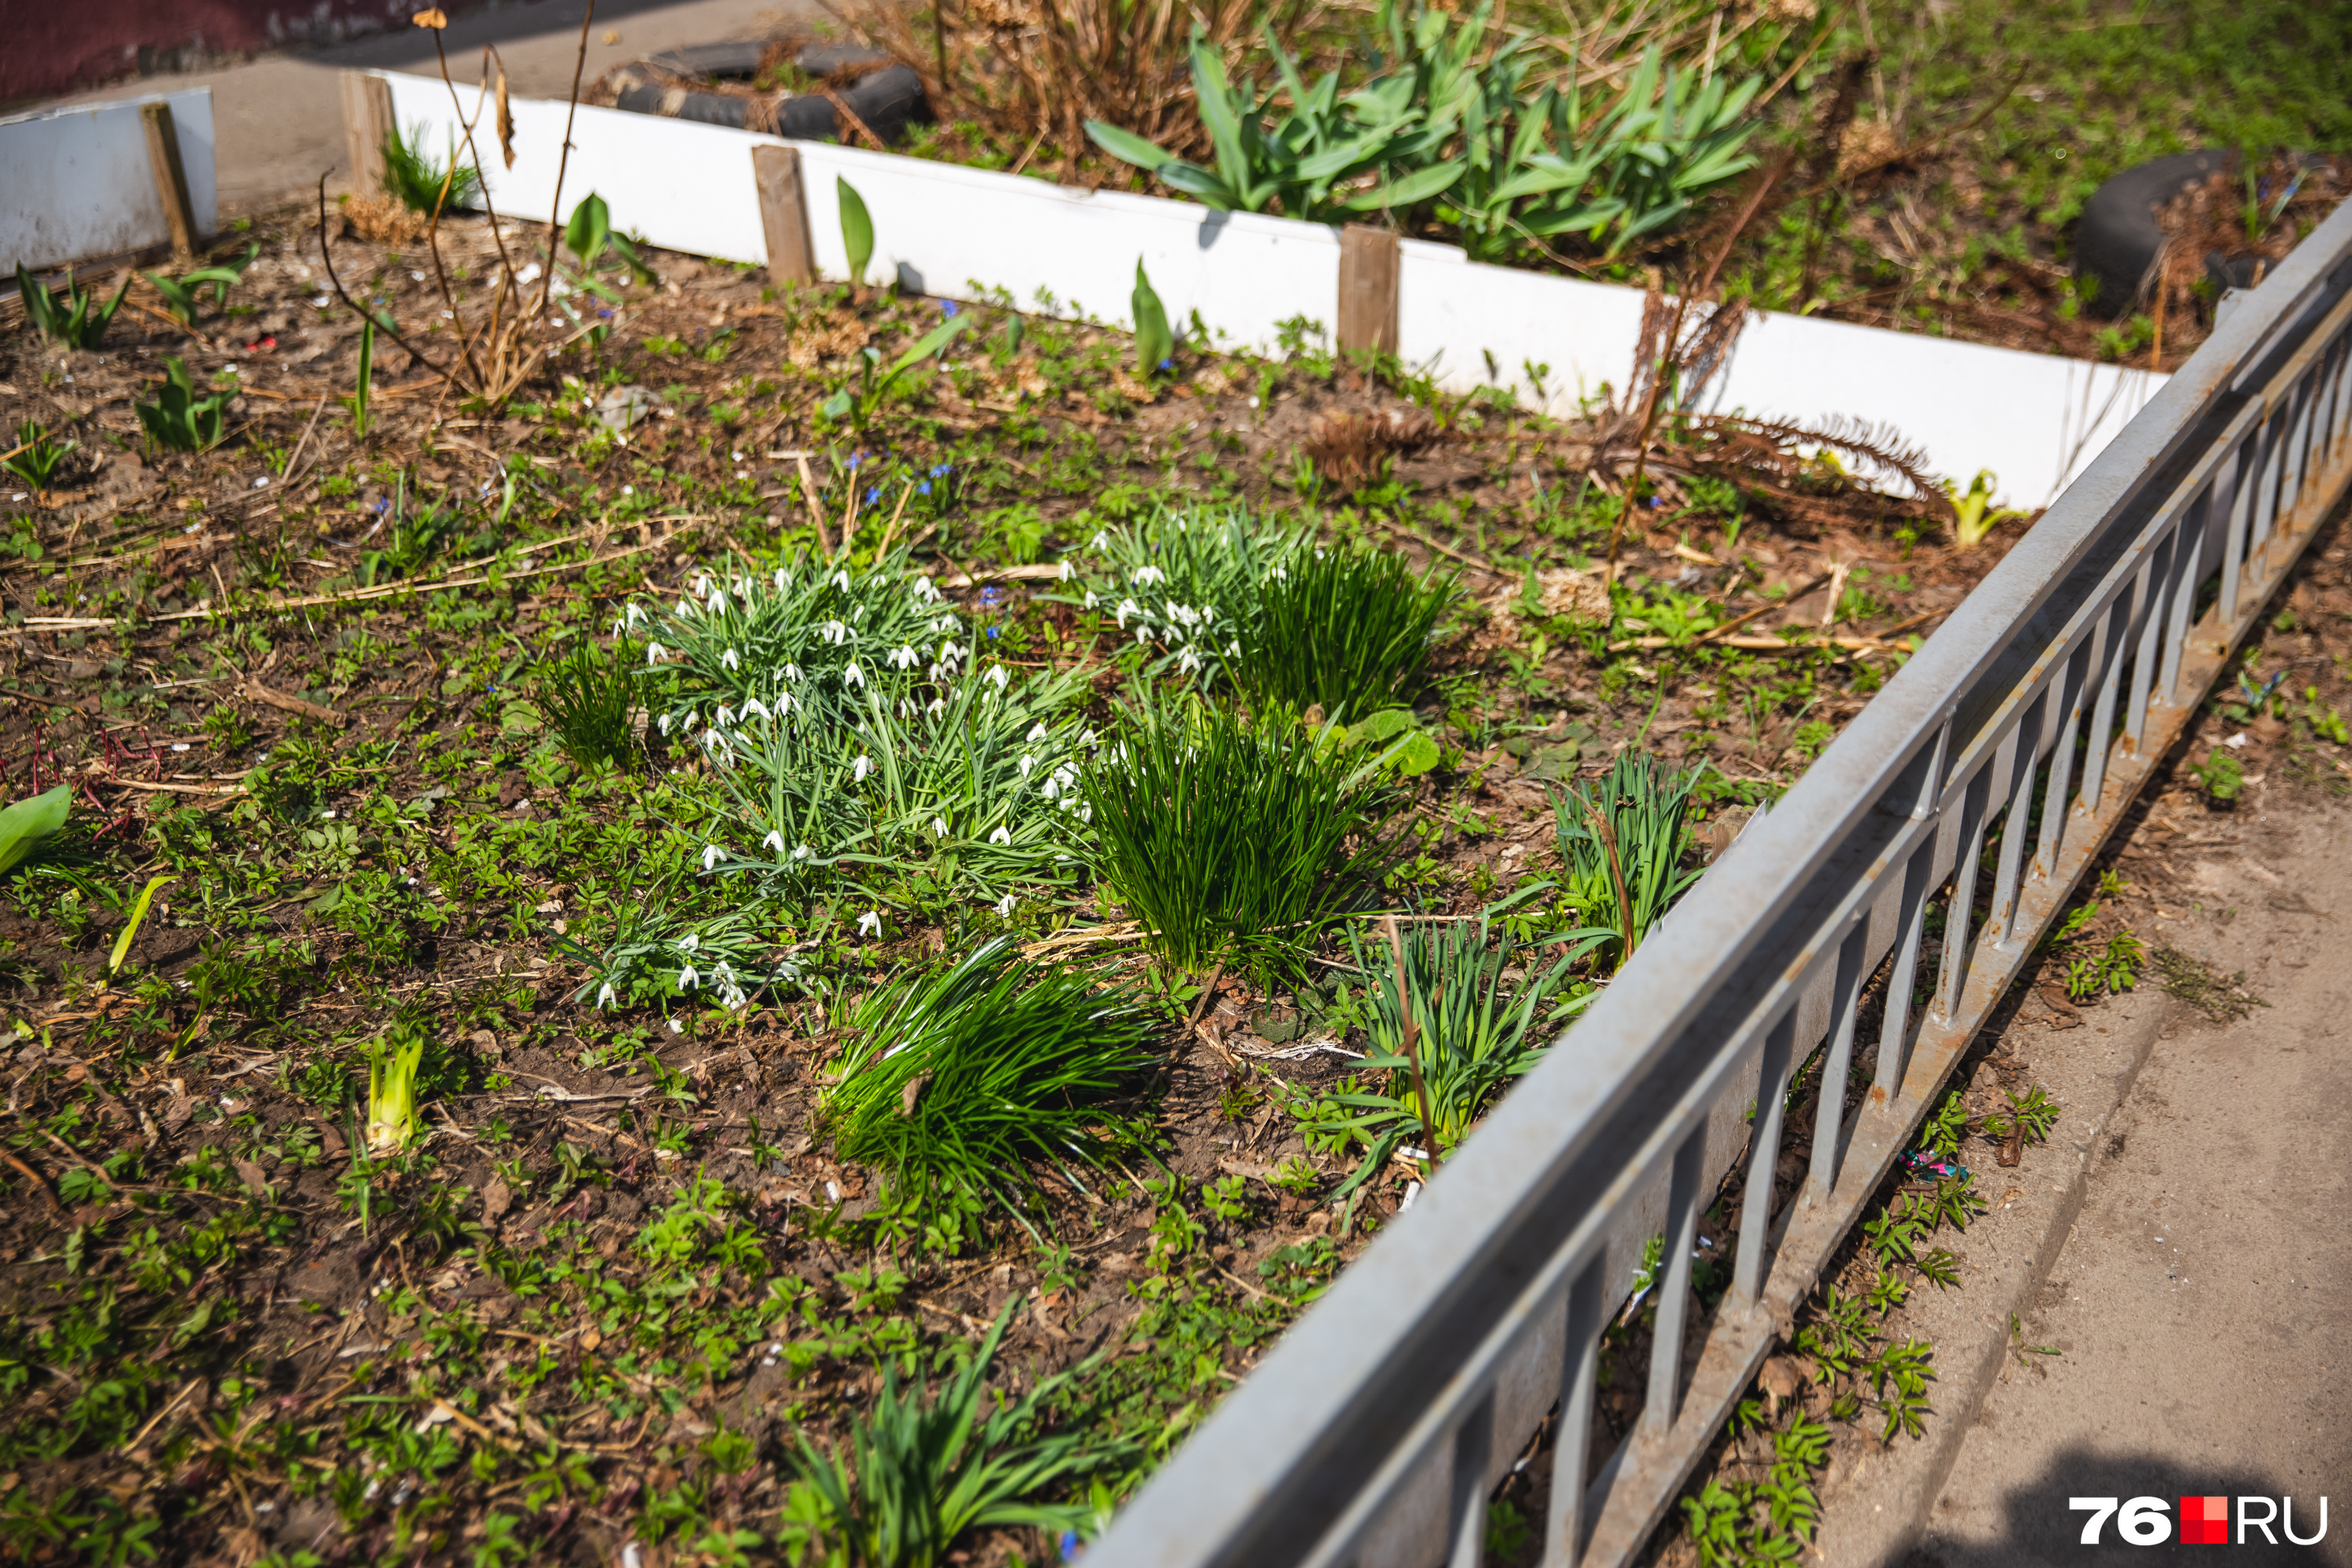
[1914,802,2352,1566]
[43,0,815,216]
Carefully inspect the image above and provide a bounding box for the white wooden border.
[376,69,2162,506]
[1,90,217,277]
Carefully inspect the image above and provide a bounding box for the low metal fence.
[1094,195,2352,1568]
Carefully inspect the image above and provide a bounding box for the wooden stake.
[339,71,395,198]
[751,144,815,287]
[140,103,199,261]
[1337,225,1400,358]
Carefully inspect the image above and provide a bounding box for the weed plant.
[381,121,483,217]
[133,358,231,453]
[535,637,641,770]
[557,906,802,1013]
[1236,546,1457,717]
[14,265,129,350]
[1307,897,1607,1193]
[824,937,1157,1230]
[1,422,76,492]
[788,1298,1126,1566]
[1083,700,1404,981]
[1552,750,1701,971]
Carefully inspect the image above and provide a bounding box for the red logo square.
[2181,1495,2230,1545]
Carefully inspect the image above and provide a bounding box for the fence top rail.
[1093,192,2352,1568]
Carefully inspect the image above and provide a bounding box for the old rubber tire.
[612,42,924,143]
[2072,150,2232,318]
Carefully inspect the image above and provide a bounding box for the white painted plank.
[0,90,218,275]
[373,67,2166,505]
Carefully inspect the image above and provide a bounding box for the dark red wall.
[5,0,420,103]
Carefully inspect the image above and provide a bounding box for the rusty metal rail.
[1093,197,2352,1568]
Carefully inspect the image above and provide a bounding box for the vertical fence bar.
[2279,370,2315,521]
[2251,398,2286,554]
[1544,1263,1607,1568]
[1733,1014,1798,1301]
[1803,920,1872,1204]
[1984,702,2042,946]
[1448,1392,1496,1568]
[2078,568,2146,808]
[1932,767,1992,1018]
[1875,840,1939,1098]
[2125,522,2180,750]
[2221,417,2264,625]
[2029,630,2100,883]
[1642,1130,1708,1437]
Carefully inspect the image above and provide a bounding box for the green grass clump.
[1085,701,1403,980]
[1311,898,1606,1193]
[789,1297,1124,1567]
[381,121,483,217]
[535,638,642,770]
[826,938,1157,1225]
[1236,545,1457,717]
[1072,501,1307,690]
[1552,749,1701,972]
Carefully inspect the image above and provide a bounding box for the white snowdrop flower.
[890,644,920,669]
[1058,561,1074,580]
[927,697,947,717]
[1018,753,1036,777]
[678,934,701,953]
[1083,590,1099,610]
[657,713,673,736]
[722,648,741,670]
[926,662,945,684]
[1090,530,1109,550]
[1115,597,1140,627]
[1135,626,1153,645]
[784,662,803,681]
[843,662,865,687]
[996,893,1016,917]
[1081,804,1093,823]
[1081,727,1099,746]
[852,754,874,782]
[644,641,668,663]
[1042,777,1060,801]
[931,816,949,837]
[1178,646,1203,675]
[1131,564,1166,586]
[701,844,724,871]
[833,570,852,592]
[1270,565,1289,581]
[793,844,815,861]
[989,826,1012,845]
[669,1019,684,1035]
[775,568,790,591]
[678,965,701,990]
[913,575,938,603]
[624,602,647,627]
[987,665,1008,692]
[707,588,731,614]
[763,830,787,854]
[775,692,794,715]
[857,909,883,938]
[1027,723,1050,743]
[716,704,735,726]
[596,982,617,1009]
[820,619,848,645]
[939,639,964,662]
[742,698,771,720]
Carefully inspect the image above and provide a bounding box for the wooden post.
[1337,223,1400,358]
[752,145,815,286]
[140,102,199,260]
[340,71,395,198]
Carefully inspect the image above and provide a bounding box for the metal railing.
[1094,194,2352,1568]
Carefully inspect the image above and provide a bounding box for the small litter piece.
[595,385,657,430]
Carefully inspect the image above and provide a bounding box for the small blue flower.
[940,300,960,317]
[865,485,881,505]
[1061,1531,1081,1563]
[917,481,931,495]
[1157,358,1174,369]
[986,626,1001,639]
[929,462,953,477]
[597,307,614,319]
[848,450,867,470]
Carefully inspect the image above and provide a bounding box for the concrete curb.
[1811,989,2175,1567]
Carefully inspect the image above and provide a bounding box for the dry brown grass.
[1304,405,1441,492]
